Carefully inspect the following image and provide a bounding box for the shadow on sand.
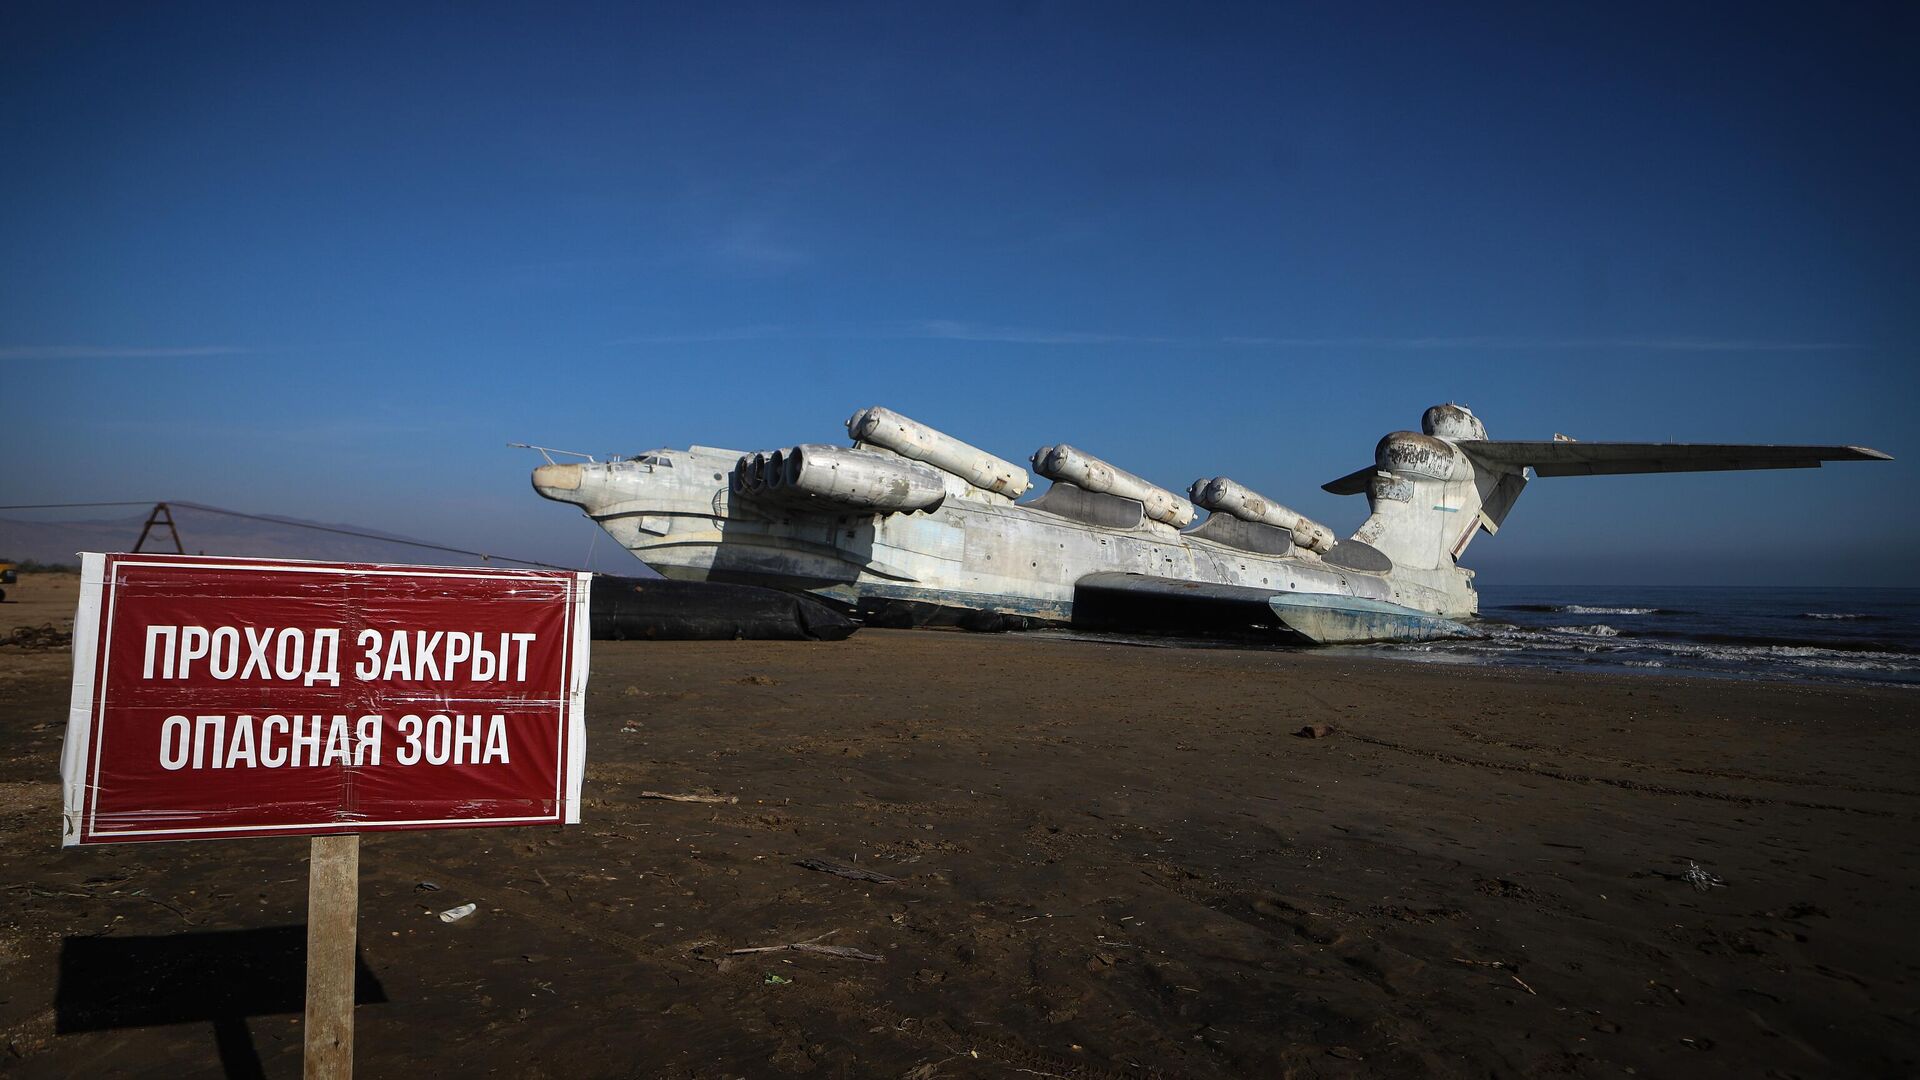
[56,925,387,1079]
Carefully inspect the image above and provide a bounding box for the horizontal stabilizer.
[1322,465,1378,495]
[1458,441,1890,477]
[1324,442,1889,491]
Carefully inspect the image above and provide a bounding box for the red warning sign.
[60,553,590,845]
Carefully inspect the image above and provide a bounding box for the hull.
[1266,592,1474,644]
[539,445,1479,645]
[1071,572,1472,644]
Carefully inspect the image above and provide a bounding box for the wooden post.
[304,834,360,1079]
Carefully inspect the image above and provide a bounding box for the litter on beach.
[1682,862,1726,892]
[795,857,900,884]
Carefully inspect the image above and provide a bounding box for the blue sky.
[3,3,1914,584]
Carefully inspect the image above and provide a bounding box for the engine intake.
[733,444,946,513]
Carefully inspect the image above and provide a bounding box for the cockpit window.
[635,454,673,467]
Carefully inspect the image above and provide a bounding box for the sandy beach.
[2,569,1916,1078]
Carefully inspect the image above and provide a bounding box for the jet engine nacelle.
[1421,403,1488,442]
[1376,432,1466,481]
[733,443,947,513]
[848,406,1032,498]
[1189,477,1336,554]
[1032,444,1196,528]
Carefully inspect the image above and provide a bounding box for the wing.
[1324,442,1890,490]
[1457,441,1890,477]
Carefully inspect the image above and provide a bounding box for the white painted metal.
[1421,403,1488,441]
[529,403,1887,642]
[847,406,1031,499]
[1189,477,1336,554]
[532,442,1376,623]
[1032,444,1196,528]
[1347,428,1526,594]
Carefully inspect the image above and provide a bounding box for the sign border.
[61,553,591,846]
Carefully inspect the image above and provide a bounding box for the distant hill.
[0,505,591,571]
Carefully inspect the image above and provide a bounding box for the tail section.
[1325,403,1890,575]
[1334,406,1523,572]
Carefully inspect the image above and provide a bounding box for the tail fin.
[1330,429,1522,571]
[1324,406,1890,572]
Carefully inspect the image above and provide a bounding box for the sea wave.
[1801,612,1875,621]
[1561,605,1658,615]
[1629,629,1920,655]
[1391,617,1920,684]
[1496,604,1679,615]
[1551,624,1620,637]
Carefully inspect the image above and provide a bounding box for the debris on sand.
[1295,723,1335,739]
[1683,861,1726,891]
[2,623,70,650]
[438,902,477,923]
[794,857,899,884]
[729,930,884,962]
[637,790,738,804]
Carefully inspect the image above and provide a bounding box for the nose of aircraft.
[531,463,585,503]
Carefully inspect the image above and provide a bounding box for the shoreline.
[1020,625,1920,691]
[12,569,1913,691]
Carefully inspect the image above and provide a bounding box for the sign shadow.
[56,925,388,1079]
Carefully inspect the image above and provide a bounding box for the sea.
[1346,585,1920,688]
[1040,585,1920,687]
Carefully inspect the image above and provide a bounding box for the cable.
[0,501,153,509]
[167,502,580,571]
[3,499,581,572]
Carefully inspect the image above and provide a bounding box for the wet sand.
[2,570,1917,1078]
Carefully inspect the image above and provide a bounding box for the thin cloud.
[607,321,1161,346]
[1600,337,1864,352]
[1223,335,1865,352]
[708,222,811,272]
[909,320,1178,345]
[611,321,1863,353]
[0,345,253,360]
[611,325,799,345]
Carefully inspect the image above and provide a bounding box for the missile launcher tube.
[1189,476,1336,554]
[733,444,946,512]
[846,406,1031,498]
[1032,444,1196,528]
